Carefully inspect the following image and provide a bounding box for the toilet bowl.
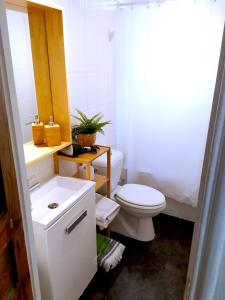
[92,150,166,242]
[111,184,166,241]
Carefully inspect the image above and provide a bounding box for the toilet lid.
[116,184,165,207]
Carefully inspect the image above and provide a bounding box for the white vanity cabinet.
[31,176,97,300]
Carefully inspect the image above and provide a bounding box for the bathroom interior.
[2,0,225,299]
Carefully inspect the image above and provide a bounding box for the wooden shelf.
[24,141,71,166]
[94,174,109,191]
[56,146,110,164]
[55,145,111,198]
[73,173,109,192]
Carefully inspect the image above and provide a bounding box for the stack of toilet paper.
[78,164,95,180]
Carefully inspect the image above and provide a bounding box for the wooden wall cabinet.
[5,0,72,166]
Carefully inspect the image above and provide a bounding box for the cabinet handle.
[65,210,87,234]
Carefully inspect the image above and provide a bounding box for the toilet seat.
[115,196,166,212]
[116,184,165,208]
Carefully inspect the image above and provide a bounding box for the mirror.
[7,9,37,143]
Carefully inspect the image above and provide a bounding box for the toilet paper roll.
[78,164,94,180]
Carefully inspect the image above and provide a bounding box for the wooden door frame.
[0,0,41,298]
[185,24,225,299]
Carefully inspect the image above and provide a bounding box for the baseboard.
[163,197,197,222]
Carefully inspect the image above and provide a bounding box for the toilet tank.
[92,149,124,191]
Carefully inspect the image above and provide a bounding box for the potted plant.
[71,110,111,147]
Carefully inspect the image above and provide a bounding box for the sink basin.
[31,176,95,229]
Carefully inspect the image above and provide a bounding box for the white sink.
[31,176,95,229]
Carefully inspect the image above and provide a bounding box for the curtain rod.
[103,1,172,8]
[116,1,151,6]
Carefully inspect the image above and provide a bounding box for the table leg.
[107,225,111,237]
[106,148,111,198]
[85,163,91,180]
[53,154,59,174]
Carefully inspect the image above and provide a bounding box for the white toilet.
[93,149,166,241]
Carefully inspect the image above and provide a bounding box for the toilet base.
[110,208,155,242]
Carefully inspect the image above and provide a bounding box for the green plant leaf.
[70,110,111,138]
[74,116,87,124]
[90,112,102,122]
[76,109,89,122]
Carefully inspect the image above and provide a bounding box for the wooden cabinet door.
[0,65,33,299]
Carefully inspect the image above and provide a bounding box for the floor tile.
[80,214,194,300]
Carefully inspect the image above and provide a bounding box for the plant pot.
[76,133,96,147]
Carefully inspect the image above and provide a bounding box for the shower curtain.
[115,0,224,206]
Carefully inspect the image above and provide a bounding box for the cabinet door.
[41,189,97,300]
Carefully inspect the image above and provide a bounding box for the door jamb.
[0,1,41,299]
[185,24,225,300]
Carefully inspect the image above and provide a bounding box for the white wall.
[61,1,117,176]
[65,2,116,147]
[26,156,54,187]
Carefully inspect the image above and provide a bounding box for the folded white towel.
[96,193,120,226]
[96,209,120,229]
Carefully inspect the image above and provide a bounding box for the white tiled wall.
[26,157,54,187]
[60,1,117,176]
[66,3,117,147]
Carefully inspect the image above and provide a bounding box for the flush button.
[48,203,59,209]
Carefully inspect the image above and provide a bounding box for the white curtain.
[116,0,225,206]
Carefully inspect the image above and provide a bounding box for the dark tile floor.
[80,214,194,300]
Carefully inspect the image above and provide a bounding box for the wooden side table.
[54,146,111,198]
